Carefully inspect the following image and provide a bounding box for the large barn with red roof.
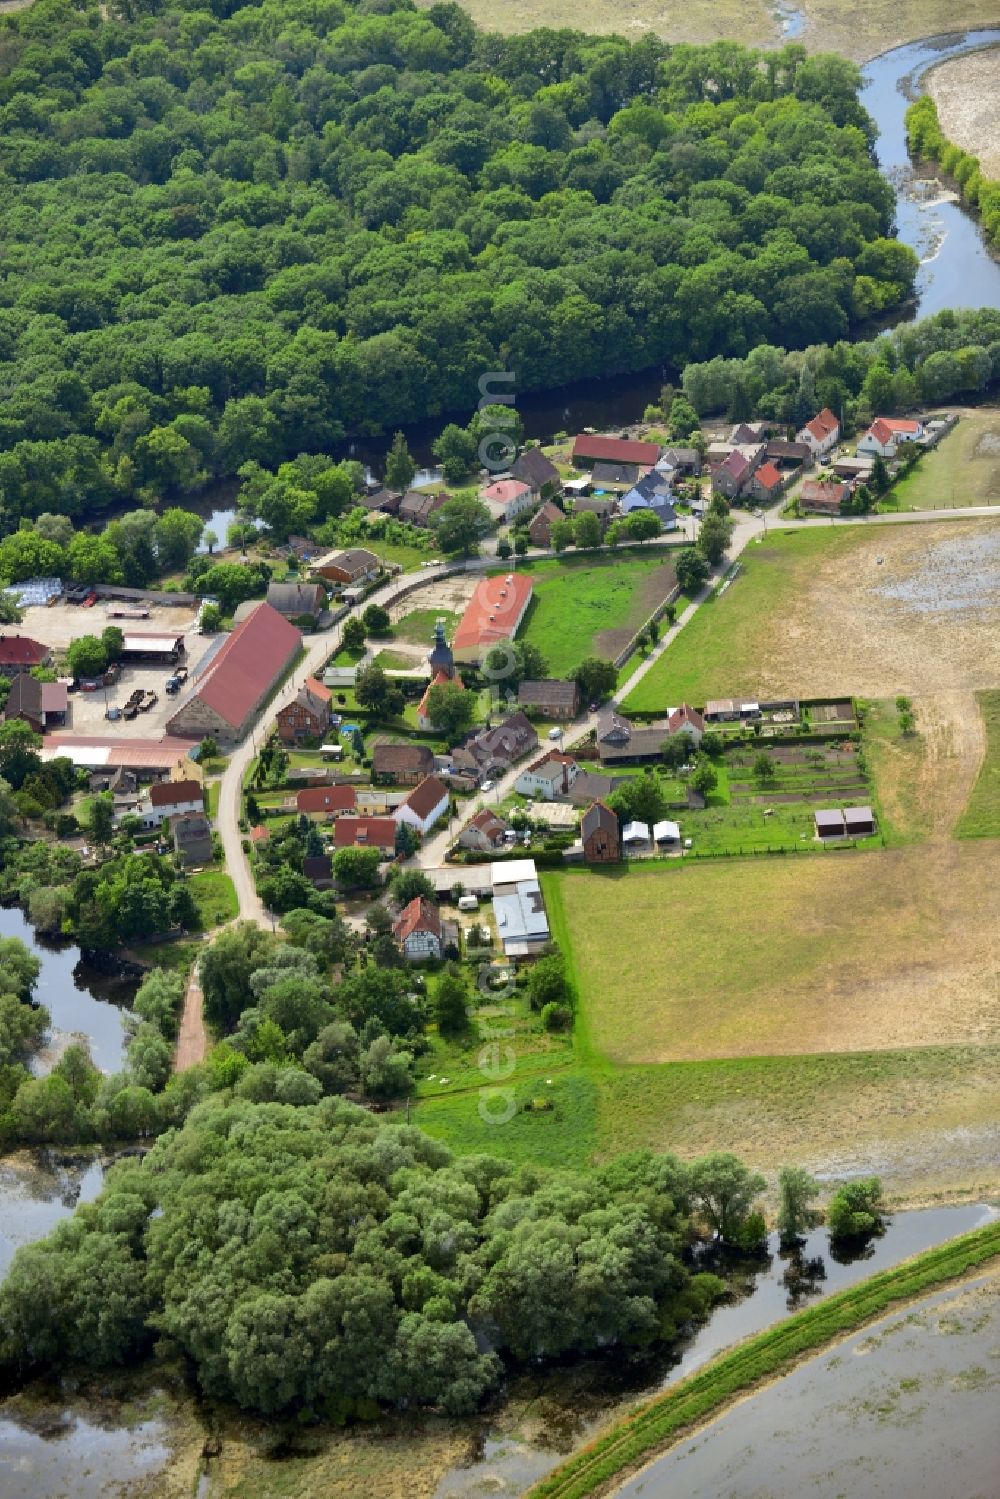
[453,573,533,664]
[166,602,301,741]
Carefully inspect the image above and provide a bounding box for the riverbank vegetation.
[679,305,1000,428]
[906,95,1000,249]
[529,1217,1000,1499]
[0,1,917,526]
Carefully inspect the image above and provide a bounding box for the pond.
[0,905,135,1075]
[0,1403,172,1499]
[433,1202,998,1497]
[617,1267,1000,1496]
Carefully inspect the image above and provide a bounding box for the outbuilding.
[814,809,846,839]
[844,805,876,837]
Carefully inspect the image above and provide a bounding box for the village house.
[2,675,67,733]
[453,712,538,781]
[265,581,327,622]
[750,461,784,503]
[172,813,214,867]
[528,501,566,548]
[458,808,508,853]
[303,854,334,888]
[372,741,435,785]
[659,446,702,477]
[295,783,357,819]
[143,778,204,827]
[729,421,771,444]
[356,787,406,816]
[394,774,450,835]
[666,703,705,745]
[166,603,301,742]
[581,800,620,863]
[0,635,50,676]
[276,677,333,744]
[514,750,579,799]
[511,446,561,500]
[332,816,397,857]
[393,897,443,962]
[361,486,402,515]
[712,446,764,500]
[399,489,446,528]
[796,407,841,459]
[856,416,924,459]
[567,769,625,806]
[452,573,533,665]
[517,678,580,719]
[572,434,660,469]
[621,468,674,514]
[311,548,382,586]
[800,479,850,515]
[568,494,617,528]
[481,478,533,524]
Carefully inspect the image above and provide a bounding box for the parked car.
[480,780,495,793]
[82,592,97,607]
[105,706,121,721]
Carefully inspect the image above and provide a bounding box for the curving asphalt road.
[216,502,1000,923]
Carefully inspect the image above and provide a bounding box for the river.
[0,905,134,1075]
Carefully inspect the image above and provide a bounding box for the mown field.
[890,409,1000,511]
[515,551,677,677]
[956,690,1000,836]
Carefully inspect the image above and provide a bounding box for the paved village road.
[217,503,1000,915]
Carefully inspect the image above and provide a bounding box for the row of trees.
[0,506,204,587]
[679,306,1000,428]
[0,0,915,523]
[907,96,1000,249]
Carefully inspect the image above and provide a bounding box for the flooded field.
[0,1152,106,1280]
[0,905,135,1074]
[619,1266,1000,1497]
[0,1408,172,1499]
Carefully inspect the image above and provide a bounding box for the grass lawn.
[890,410,1000,511]
[330,645,366,667]
[372,648,415,670]
[623,529,863,712]
[188,868,238,928]
[135,936,202,977]
[206,780,220,818]
[367,541,434,573]
[956,690,1000,837]
[512,552,678,677]
[547,850,1000,1065]
[393,606,461,645]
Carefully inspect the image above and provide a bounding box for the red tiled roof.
[667,704,705,735]
[332,816,396,850]
[804,408,839,442]
[393,896,441,943]
[482,479,531,505]
[453,573,533,654]
[249,824,270,843]
[877,417,921,434]
[572,434,660,465]
[754,461,782,490]
[297,784,357,815]
[191,603,300,729]
[469,808,507,836]
[303,676,331,702]
[401,774,449,821]
[149,778,202,807]
[0,635,48,666]
[867,418,894,445]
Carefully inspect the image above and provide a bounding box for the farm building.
[814,809,846,839]
[590,461,642,491]
[528,502,566,548]
[517,678,580,719]
[266,581,326,621]
[845,806,876,836]
[622,820,651,847]
[3,676,67,732]
[165,603,300,742]
[119,632,185,662]
[372,742,435,785]
[399,490,446,527]
[653,820,681,845]
[452,573,533,664]
[800,480,849,516]
[581,800,620,863]
[296,784,357,819]
[491,860,550,957]
[570,495,617,525]
[572,434,660,468]
[0,635,51,675]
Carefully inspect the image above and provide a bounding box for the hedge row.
[529,1218,1000,1499]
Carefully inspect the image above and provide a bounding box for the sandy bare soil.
[927,47,1000,178]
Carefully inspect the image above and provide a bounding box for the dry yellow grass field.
[563,842,1000,1063]
[927,47,1000,177]
[416,0,1000,62]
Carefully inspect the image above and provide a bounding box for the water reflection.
[0,1409,169,1499]
[0,905,134,1075]
[0,1151,106,1280]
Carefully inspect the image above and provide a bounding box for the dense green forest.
[0,1093,741,1416]
[0,0,917,522]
